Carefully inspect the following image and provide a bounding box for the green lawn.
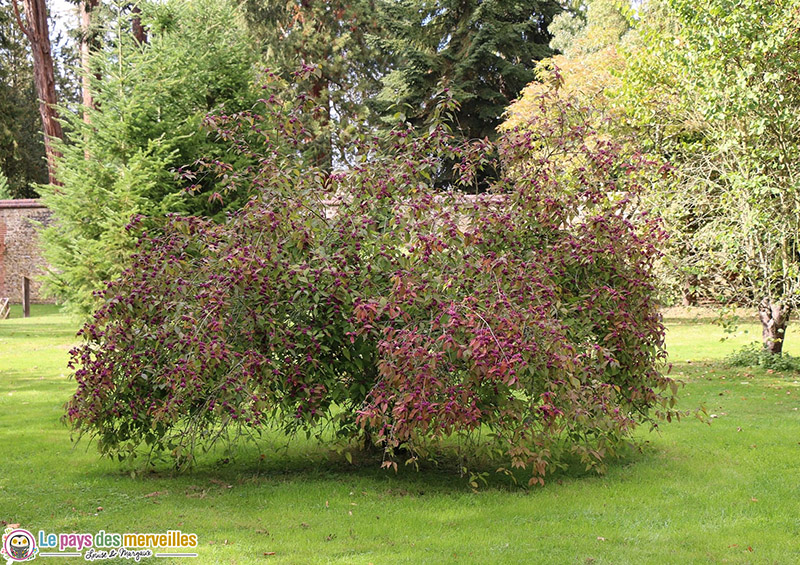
[1,305,799,564]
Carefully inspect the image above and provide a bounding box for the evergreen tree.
[38,0,259,314]
[373,0,561,143]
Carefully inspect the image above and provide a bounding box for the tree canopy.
[619,0,800,351]
[374,0,561,143]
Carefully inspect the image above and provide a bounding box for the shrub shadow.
[97,434,660,495]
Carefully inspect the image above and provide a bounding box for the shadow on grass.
[0,369,74,388]
[79,432,658,495]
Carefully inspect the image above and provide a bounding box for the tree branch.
[11,0,32,39]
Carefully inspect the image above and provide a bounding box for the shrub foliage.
[726,344,800,373]
[65,74,677,483]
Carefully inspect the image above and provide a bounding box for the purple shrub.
[65,74,678,484]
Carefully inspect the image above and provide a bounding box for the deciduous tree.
[242,0,388,169]
[619,0,800,353]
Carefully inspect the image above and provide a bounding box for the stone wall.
[0,199,53,303]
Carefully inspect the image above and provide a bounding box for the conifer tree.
[38,0,259,314]
[373,0,561,143]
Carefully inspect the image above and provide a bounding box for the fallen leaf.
[264,552,276,556]
[597,537,606,542]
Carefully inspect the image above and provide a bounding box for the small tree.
[38,0,259,314]
[65,71,677,484]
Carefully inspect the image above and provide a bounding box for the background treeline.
[4,0,800,355]
[1,0,561,196]
[1,0,563,312]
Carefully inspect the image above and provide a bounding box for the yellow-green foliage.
[501,0,633,135]
[0,168,10,199]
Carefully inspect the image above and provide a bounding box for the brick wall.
[0,199,54,303]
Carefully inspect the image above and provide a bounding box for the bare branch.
[11,0,31,39]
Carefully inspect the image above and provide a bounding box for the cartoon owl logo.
[1,528,37,562]
[9,533,30,559]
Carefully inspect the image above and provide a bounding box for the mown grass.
[1,305,799,564]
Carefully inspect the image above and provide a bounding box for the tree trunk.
[361,427,381,454]
[681,273,698,307]
[310,75,332,172]
[759,298,791,355]
[80,0,100,121]
[132,5,148,45]
[13,0,62,185]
